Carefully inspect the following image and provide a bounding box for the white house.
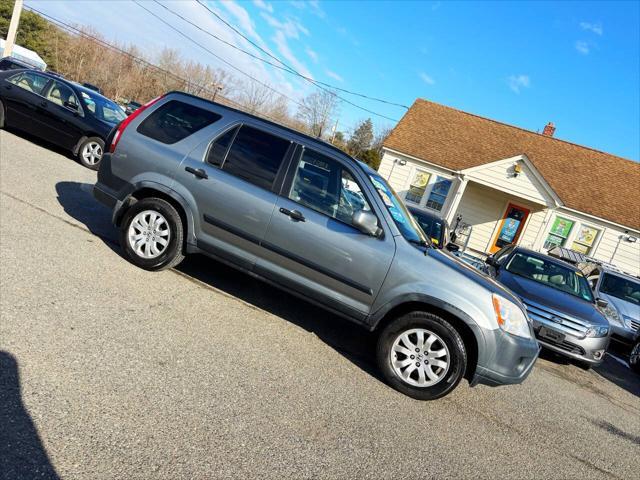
[380,99,640,276]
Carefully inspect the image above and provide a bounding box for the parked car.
[486,246,610,368]
[93,91,540,400]
[587,266,640,345]
[82,82,103,94]
[408,207,451,249]
[124,100,142,116]
[630,332,640,374]
[0,56,34,71]
[0,69,126,169]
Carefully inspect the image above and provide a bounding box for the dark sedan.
[408,207,450,249]
[487,246,611,368]
[0,69,126,169]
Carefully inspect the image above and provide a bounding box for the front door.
[489,203,530,253]
[256,146,395,319]
[2,71,51,135]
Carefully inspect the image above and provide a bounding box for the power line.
[22,5,296,126]
[151,0,400,121]
[192,0,408,110]
[132,0,308,112]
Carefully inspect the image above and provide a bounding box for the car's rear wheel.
[630,341,640,374]
[78,136,104,170]
[120,197,185,271]
[377,311,466,400]
[0,100,5,128]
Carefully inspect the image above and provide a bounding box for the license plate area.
[539,326,565,344]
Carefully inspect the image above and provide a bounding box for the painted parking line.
[607,353,630,369]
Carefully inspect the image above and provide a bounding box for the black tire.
[377,311,466,400]
[0,99,5,128]
[77,136,105,170]
[630,341,640,375]
[119,197,185,271]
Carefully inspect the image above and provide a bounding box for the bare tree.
[296,89,339,138]
[373,125,393,155]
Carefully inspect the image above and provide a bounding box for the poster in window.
[550,217,574,238]
[498,218,521,243]
[575,226,598,247]
[571,242,590,254]
[406,172,430,203]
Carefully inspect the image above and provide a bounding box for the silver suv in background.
[588,267,640,344]
[93,91,540,400]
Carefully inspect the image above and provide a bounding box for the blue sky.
[27,0,640,160]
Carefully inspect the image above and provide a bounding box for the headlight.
[585,325,609,338]
[600,304,621,324]
[492,294,532,339]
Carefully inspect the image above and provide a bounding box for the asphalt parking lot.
[1,129,638,479]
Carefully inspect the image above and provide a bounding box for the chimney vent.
[542,122,556,137]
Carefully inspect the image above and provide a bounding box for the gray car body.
[94,91,540,387]
[589,267,640,343]
[488,246,610,365]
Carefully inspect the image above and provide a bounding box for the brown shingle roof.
[384,99,640,230]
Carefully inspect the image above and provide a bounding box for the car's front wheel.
[120,197,185,271]
[77,136,104,170]
[630,340,640,374]
[377,311,467,400]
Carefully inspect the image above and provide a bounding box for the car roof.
[511,246,581,271]
[0,56,32,67]
[167,90,364,172]
[598,267,640,282]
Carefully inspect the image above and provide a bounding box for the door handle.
[39,101,47,108]
[279,207,305,222]
[185,166,208,179]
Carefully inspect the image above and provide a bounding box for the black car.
[630,332,640,374]
[0,69,126,169]
[408,207,450,249]
[124,100,142,116]
[0,56,35,71]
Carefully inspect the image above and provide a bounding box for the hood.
[428,249,523,305]
[599,293,640,321]
[497,271,607,326]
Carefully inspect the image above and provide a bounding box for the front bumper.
[471,329,540,387]
[609,321,637,344]
[531,319,610,365]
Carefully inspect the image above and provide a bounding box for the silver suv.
[94,92,539,400]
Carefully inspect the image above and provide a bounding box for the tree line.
[0,0,390,168]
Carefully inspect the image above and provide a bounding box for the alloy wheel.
[81,141,103,165]
[390,328,450,387]
[127,210,171,259]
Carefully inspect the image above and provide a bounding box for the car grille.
[628,318,640,332]
[538,335,586,356]
[524,301,590,339]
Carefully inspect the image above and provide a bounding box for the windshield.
[600,273,640,305]
[80,90,126,123]
[412,211,445,246]
[368,173,427,244]
[505,252,594,302]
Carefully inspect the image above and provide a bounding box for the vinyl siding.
[456,183,506,253]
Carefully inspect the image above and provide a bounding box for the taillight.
[109,94,165,153]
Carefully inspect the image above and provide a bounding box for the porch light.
[512,164,523,177]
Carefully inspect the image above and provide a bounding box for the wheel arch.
[73,133,105,156]
[117,184,195,251]
[370,296,482,380]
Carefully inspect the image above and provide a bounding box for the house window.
[426,176,452,211]
[571,225,600,255]
[543,216,574,250]
[405,171,431,204]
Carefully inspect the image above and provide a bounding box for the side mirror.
[596,298,608,308]
[352,210,382,237]
[485,256,497,267]
[445,242,460,252]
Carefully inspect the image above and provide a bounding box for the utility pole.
[330,118,339,143]
[3,0,24,59]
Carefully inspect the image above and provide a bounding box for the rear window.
[137,100,221,144]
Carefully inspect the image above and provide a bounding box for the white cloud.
[272,30,314,79]
[575,41,590,55]
[306,47,319,63]
[325,70,343,82]
[289,0,325,18]
[507,74,530,93]
[419,72,435,85]
[260,12,309,39]
[580,21,603,36]
[253,0,273,13]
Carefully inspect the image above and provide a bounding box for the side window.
[289,148,372,224]
[137,100,221,144]
[493,245,514,264]
[46,81,78,109]
[206,126,239,167]
[222,125,290,190]
[11,72,48,95]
